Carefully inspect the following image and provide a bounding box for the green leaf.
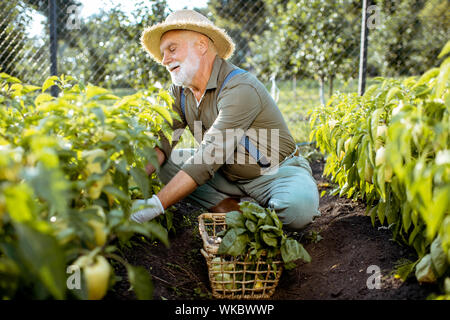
[0,257,20,297]
[263,212,275,227]
[35,93,54,106]
[435,57,450,98]
[218,229,237,254]
[414,68,439,87]
[158,89,174,107]
[42,76,58,93]
[259,225,283,236]
[401,202,412,234]
[127,265,153,300]
[430,236,447,277]
[150,105,173,126]
[218,228,249,256]
[14,223,67,299]
[261,231,278,247]
[227,234,249,256]
[415,254,437,283]
[225,210,245,228]
[242,207,258,222]
[385,86,403,103]
[129,167,150,200]
[267,209,282,229]
[426,186,449,240]
[86,84,109,100]
[281,239,311,263]
[408,224,422,246]
[364,85,378,98]
[376,166,386,200]
[141,146,159,173]
[103,185,129,201]
[97,94,119,100]
[394,259,416,281]
[4,184,36,223]
[240,201,266,219]
[23,84,40,92]
[25,166,69,216]
[118,221,168,247]
[144,221,169,247]
[377,201,386,225]
[10,83,23,93]
[438,40,450,59]
[0,72,21,83]
[245,219,256,233]
[413,84,432,98]
[91,107,105,125]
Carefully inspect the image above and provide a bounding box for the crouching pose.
[131,10,320,230]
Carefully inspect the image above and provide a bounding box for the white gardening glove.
[130,194,164,223]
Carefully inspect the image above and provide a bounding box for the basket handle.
[200,248,213,260]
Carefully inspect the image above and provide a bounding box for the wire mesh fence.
[1,1,49,85]
[0,0,449,93]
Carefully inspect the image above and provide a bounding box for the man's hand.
[130,194,165,223]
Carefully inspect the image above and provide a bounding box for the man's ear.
[197,35,209,56]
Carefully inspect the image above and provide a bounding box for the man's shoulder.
[220,67,267,96]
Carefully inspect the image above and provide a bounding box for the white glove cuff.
[153,194,165,214]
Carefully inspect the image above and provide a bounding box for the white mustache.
[167,62,180,72]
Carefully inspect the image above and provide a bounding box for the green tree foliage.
[247,0,360,104]
[0,1,31,78]
[244,2,297,83]
[22,0,80,42]
[208,0,269,66]
[417,0,450,67]
[1,1,169,88]
[58,1,170,88]
[369,0,450,76]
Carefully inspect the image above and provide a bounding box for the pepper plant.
[309,42,449,295]
[0,73,177,299]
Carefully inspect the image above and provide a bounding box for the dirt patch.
[106,159,438,300]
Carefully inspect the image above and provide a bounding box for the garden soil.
[106,158,438,300]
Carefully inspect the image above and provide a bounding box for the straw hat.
[141,10,235,64]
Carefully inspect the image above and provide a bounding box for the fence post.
[49,0,58,97]
[358,0,370,96]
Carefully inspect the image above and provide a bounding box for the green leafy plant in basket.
[214,201,311,290]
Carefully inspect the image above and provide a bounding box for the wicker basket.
[198,212,283,299]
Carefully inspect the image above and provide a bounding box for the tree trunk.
[319,76,325,105]
[293,75,297,103]
[329,75,334,98]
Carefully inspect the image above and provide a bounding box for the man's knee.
[268,187,320,231]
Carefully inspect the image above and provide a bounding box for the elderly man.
[131,10,320,230]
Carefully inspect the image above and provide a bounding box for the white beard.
[167,48,200,87]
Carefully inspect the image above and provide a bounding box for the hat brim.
[141,21,235,64]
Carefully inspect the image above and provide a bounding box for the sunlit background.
[28,0,209,37]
